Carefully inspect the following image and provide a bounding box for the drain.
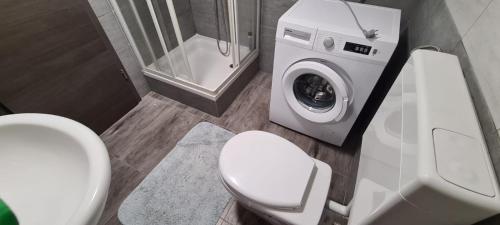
[229,64,234,68]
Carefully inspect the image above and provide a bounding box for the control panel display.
[343,42,372,55]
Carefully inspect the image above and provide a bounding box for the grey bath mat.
[118,122,234,225]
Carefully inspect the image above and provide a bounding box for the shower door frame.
[109,0,261,100]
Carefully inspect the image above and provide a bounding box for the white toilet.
[218,131,332,225]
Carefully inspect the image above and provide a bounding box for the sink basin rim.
[0,113,111,225]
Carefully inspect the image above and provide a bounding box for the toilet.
[218,131,332,225]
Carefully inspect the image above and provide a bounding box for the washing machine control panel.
[313,29,395,63]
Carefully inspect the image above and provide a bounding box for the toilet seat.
[219,131,315,209]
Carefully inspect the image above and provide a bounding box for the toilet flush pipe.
[327,200,352,217]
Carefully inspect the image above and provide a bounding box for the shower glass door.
[111,0,194,82]
[111,0,173,75]
[235,0,259,63]
[146,0,193,82]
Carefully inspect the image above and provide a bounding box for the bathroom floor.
[98,72,361,225]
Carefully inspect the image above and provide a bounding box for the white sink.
[0,114,111,225]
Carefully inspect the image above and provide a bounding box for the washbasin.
[0,114,111,225]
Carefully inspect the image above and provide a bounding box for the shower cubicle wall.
[110,0,260,100]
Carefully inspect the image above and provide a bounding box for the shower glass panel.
[112,0,172,74]
[236,0,258,62]
[146,0,193,81]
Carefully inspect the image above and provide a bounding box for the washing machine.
[269,0,401,146]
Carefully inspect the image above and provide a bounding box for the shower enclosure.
[110,0,260,115]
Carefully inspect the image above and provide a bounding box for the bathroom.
[0,0,499,224]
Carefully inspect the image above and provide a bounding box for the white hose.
[339,0,378,39]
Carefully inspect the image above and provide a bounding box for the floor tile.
[102,215,122,225]
[98,157,143,225]
[123,109,203,173]
[216,217,232,225]
[310,141,358,177]
[222,200,271,225]
[328,172,349,204]
[318,209,348,225]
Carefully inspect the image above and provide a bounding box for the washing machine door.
[282,60,350,123]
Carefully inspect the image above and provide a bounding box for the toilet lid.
[219,131,315,209]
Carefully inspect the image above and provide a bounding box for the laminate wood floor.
[98,71,362,225]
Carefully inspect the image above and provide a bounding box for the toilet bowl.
[218,131,332,225]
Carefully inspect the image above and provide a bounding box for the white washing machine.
[269,0,401,146]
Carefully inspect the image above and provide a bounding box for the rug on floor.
[118,122,234,225]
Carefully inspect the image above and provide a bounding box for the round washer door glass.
[293,74,336,113]
[282,60,350,123]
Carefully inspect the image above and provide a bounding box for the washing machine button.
[323,37,335,49]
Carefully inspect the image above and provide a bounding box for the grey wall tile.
[157,0,197,47]
[487,127,500,178]
[190,0,258,46]
[117,47,150,97]
[98,12,131,52]
[445,0,492,37]
[364,0,418,30]
[190,0,232,41]
[190,0,217,38]
[408,0,461,52]
[259,25,276,56]
[89,0,112,18]
[259,25,277,72]
[258,0,296,72]
[177,10,197,41]
[462,0,500,128]
[259,50,275,73]
[451,41,500,183]
[261,0,297,28]
[484,128,500,188]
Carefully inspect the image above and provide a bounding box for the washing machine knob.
[323,37,335,49]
